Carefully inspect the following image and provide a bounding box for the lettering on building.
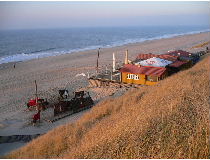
[127,74,140,80]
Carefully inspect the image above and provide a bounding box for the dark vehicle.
[54,91,94,116]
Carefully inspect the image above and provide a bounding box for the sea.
[0,26,209,64]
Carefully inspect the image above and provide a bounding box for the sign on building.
[127,74,139,80]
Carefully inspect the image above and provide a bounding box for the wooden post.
[113,52,116,73]
[35,80,38,100]
[96,48,100,73]
[35,80,38,110]
[125,50,128,64]
[87,72,90,79]
[105,66,108,74]
[111,71,113,81]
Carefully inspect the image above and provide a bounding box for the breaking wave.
[0,29,209,65]
[29,48,56,54]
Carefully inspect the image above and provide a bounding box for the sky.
[0,1,209,30]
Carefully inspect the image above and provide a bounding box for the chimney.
[113,52,116,72]
[125,50,128,64]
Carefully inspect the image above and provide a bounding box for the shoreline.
[0,30,209,65]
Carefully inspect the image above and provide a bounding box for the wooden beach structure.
[167,50,199,65]
[119,64,167,85]
[135,51,194,75]
[88,49,204,88]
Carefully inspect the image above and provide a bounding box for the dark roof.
[167,50,192,57]
[119,64,166,76]
[169,60,188,68]
[136,53,178,62]
[179,56,193,61]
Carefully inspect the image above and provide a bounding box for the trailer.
[50,91,94,122]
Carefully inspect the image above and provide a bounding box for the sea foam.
[0,29,209,65]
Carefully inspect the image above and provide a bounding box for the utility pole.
[35,80,38,100]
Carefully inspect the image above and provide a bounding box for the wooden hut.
[119,64,167,86]
[166,60,189,75]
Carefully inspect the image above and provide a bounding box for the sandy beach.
[0,32,210,156]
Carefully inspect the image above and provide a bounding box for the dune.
[5,53,210,158]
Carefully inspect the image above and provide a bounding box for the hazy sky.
[0,1,209,30]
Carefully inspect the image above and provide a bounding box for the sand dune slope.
[6,55,210,159]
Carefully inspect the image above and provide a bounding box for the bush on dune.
[6,56,210,159]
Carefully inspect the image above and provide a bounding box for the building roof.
[136,53,155,60]
[119,64,166,76]
[135,57,173,67]
[167,50,192,57]
[136,53,178,62]
[169,60,188,68]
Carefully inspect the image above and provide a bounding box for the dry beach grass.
[6,54,210,158]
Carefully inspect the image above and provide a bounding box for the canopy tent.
[135,57,173,67]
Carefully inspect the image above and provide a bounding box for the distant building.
[119,64,167,85]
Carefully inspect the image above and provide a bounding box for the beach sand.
[0,32,209,156]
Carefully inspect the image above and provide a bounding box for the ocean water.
[0,26,209,64]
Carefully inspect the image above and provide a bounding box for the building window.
[146,75,158,82]
[127,74,139,80]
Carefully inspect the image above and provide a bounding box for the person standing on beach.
[32,110,41,126]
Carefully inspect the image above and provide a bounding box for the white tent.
[135,57,173,67]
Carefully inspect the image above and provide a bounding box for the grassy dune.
[6,56,210,159]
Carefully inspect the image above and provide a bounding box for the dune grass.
[192,41,210,48]
[6,55,210,159]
